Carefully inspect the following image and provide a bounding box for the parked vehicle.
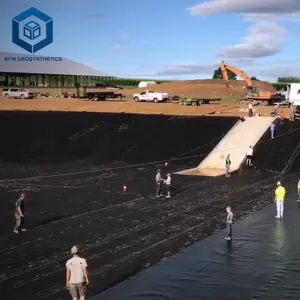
[133,90,169,103]
[286,83,300,106]
[178,97,220,106]
[2,88,36,99]
[295,105,300,117]
[86,91,123,101]
[179,98,200,106]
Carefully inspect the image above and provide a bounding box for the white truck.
[133,90,169,103]
[286,83,300,106]
[286,83,300,116]
[2,88,36,99]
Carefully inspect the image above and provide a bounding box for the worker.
[280,111,285,124]
[66,246,89,300]
[245,146,253,167]
[225,154,231,177]
[270,123,275,139]
[164,173,171,198]
[290,105,295,122]
[225,206,233,241]
[275,181,286,218]
[13,192,26,234]
[297,178,300,201]
[155,169,163,198]
[274,104,279,118]
[248,101,253,117]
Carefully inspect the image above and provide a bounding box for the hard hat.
[71,245,78,254]
[277,181,281,185]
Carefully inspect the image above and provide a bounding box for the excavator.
[220,60,280,105]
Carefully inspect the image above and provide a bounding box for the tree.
[250,76,259,81]
[278,77,300,83]
[212,67,236,80]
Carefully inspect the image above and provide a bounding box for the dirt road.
[0,98,287,117]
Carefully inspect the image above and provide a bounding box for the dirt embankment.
[121,80,276,98]
[0,80,275,99]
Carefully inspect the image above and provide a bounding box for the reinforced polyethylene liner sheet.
[92,195,300,300]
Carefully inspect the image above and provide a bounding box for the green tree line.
[273,77,300,90]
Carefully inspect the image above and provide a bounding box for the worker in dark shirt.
[225,206,233,241]
[14,192,26,234]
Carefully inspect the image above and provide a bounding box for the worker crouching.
[164,173,172,198]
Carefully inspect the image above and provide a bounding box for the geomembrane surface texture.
[92,192,300,300]
[90,117,300,300]
[0,112,237,300]
[91,121,300,300]
[1,112,300,300]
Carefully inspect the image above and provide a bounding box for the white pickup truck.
[2,88,36,99]
[133,90,169,103]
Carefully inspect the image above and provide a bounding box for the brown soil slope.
[0,80,275,99]
[122,80,276,98]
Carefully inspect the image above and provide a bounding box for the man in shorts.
[66,246,89,300]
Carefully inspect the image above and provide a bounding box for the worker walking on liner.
[280,111,285,124]
[13,192,26,234]
[270,123,276,139]
[225,154,231,177]
[290,105,295,122]
[66,246,89,300]
[225,206,233,241]
[164,173,172,199]
[245,146,253,167]
[297,178,300,202]
[275,181,286,219]
[155,169,163,198]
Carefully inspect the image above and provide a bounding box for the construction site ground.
[6,79,275,98]
[0,97,291,117]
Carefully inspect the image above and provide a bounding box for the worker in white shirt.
[245,146,253,166]
[164,173,171,198]
[66,246,89,300]
[248,102,253,117]
[155,169,163,198]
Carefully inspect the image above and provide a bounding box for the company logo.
[12,7,53,54]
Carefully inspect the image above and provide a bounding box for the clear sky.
[0,0,300,81]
